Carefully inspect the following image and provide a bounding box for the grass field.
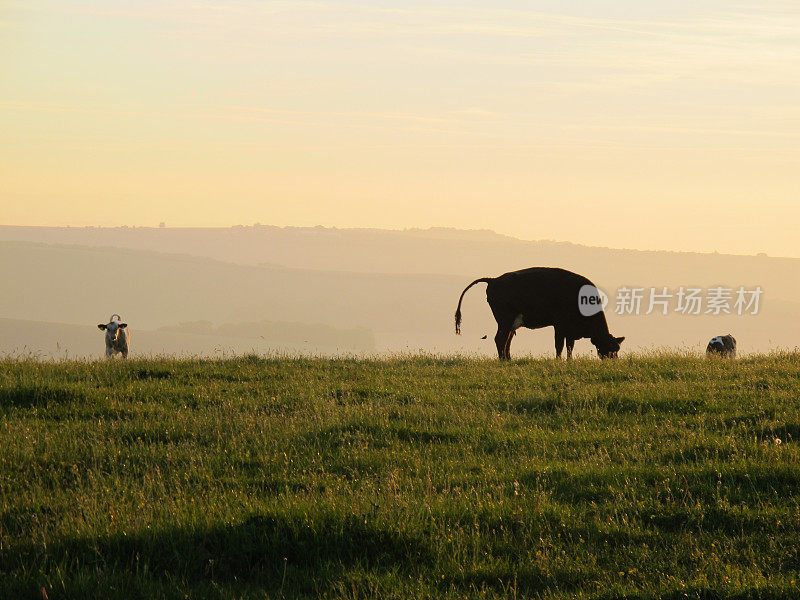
[2,354,800,599]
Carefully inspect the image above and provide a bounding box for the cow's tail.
[455,278,493,335]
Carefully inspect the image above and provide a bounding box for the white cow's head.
[98,315,128,339]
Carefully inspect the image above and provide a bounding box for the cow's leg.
[502,314,526,360]
[121,349,128,359]
[105,345,113,359]
[566,338,575,359]
[489,303,517,361]
[554,329,565,358]
[504,329,516,360]
[495,327,512,360]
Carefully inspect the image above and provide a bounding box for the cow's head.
[592,334,625,359]
[98,319,128,339]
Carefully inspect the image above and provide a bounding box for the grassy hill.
[3,355,800,598]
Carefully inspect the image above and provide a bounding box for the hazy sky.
[2,1,799,256]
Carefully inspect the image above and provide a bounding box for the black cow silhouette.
[455,267,624,359]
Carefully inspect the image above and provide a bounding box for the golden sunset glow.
[2,1,799,256]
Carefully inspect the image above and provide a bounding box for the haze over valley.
[1,225,796,359]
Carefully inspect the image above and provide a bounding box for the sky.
[1,0,799,256]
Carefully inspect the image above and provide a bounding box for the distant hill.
[2,225,798,305]
[0,241,464,355]
[0,316,374,360]
[157,320,374,351]
[0,228,798,356]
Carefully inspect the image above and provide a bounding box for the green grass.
[2,354,800,599]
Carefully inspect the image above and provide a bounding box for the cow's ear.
[615,336,625,343]
[119,323,128,328]
[98,324,107,330]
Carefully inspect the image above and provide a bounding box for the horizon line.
[0,223,795,261]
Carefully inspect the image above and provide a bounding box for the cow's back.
[487,267,597,327]
[489,267,592,308]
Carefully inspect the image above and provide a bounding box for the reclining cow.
[706,334,736,358]
[455,267,624,359]
[97,314,129,359]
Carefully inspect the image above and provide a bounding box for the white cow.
[97,314,129,359]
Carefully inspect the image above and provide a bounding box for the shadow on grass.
[3,513,432,598]
[520,465,800,505]
[495,393,707,417]
[330,387,415,405]
[442,564,588,596]
[644,506,794,536]
[595,586,799,600]
[0,384,84,408]
[758,422,800,443]
[304,422,461,452]
[134,368,173,380]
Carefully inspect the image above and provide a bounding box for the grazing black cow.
[455,267,624,359]
[706,334,736,358]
